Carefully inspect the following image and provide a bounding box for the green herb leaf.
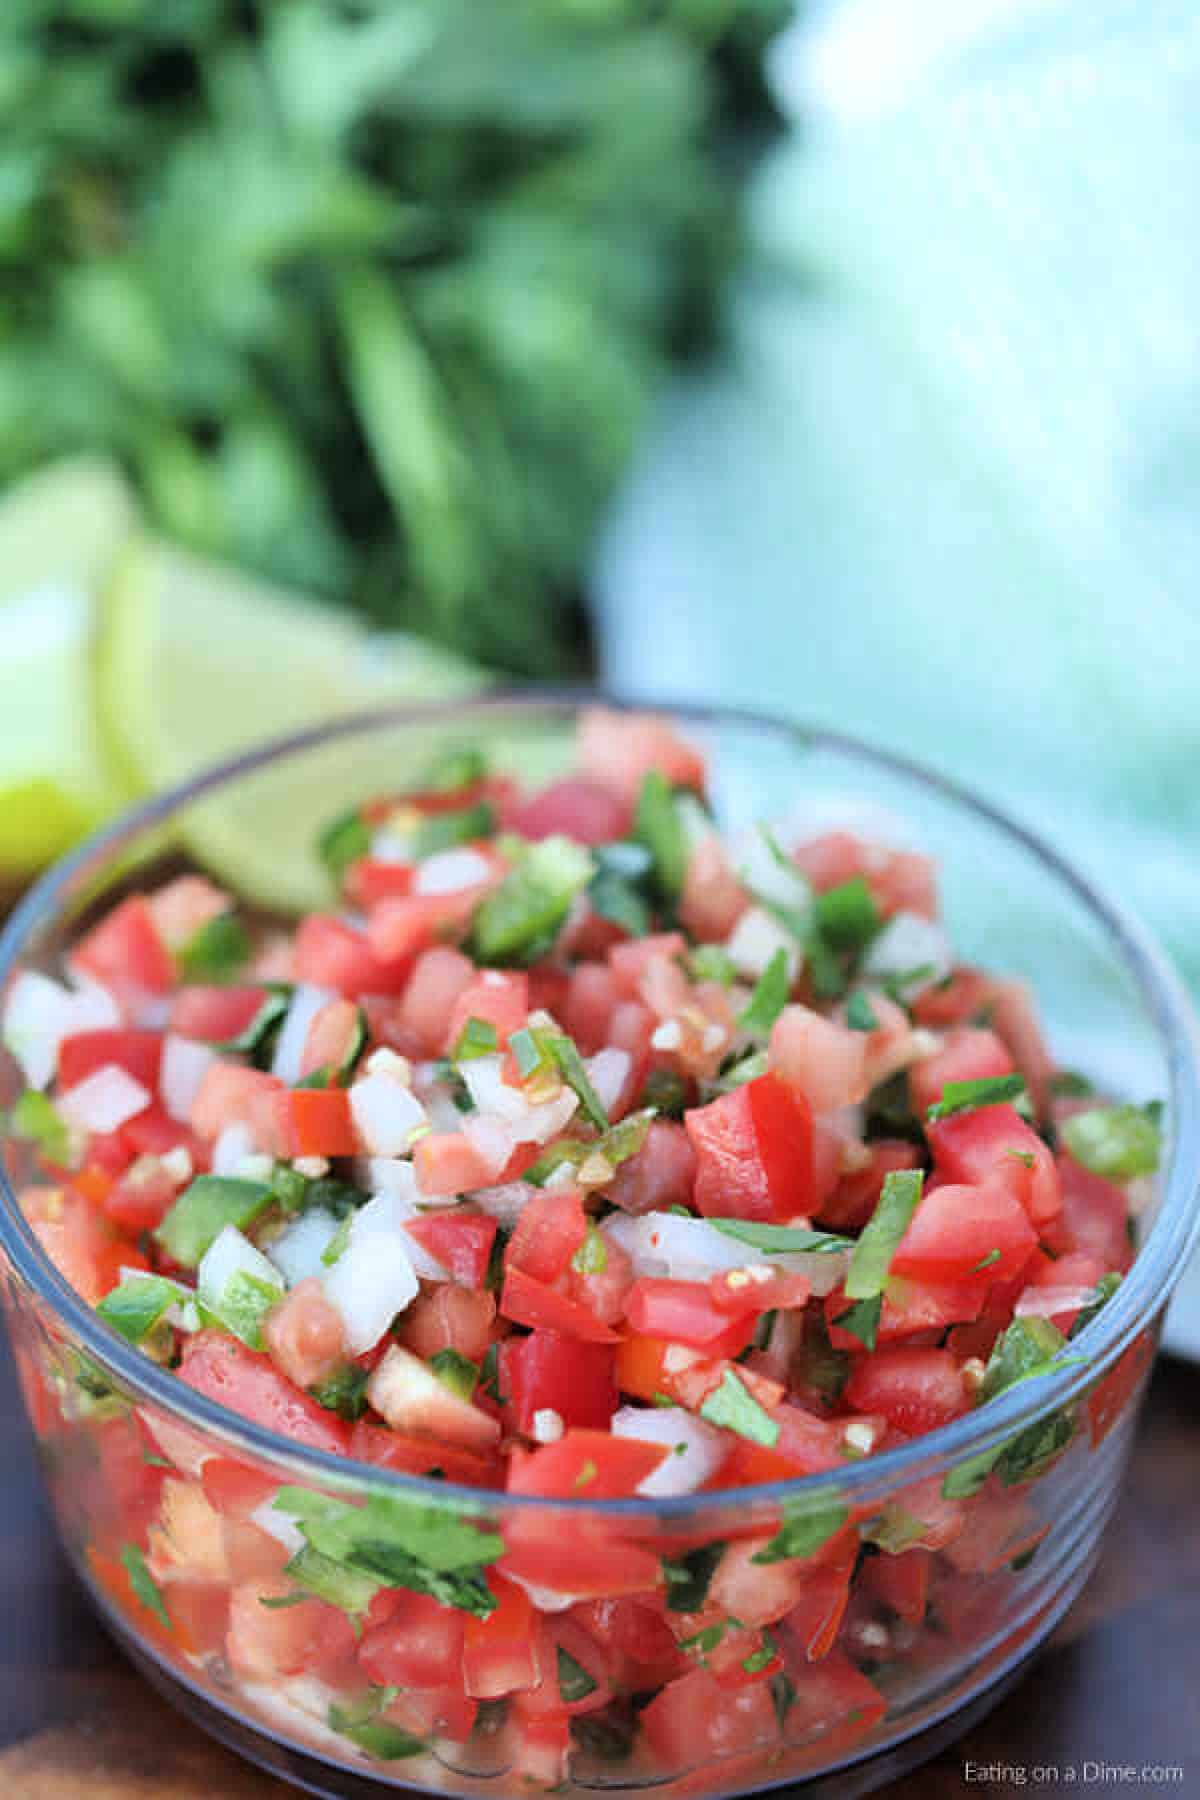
[273,1488,503,1618]
[927,1074,1027,1120]
[9,1089,74,1165]
[209,983,292,1060]
[752,1502,847,1563]
[843,1169,923,1300]
[285,1543,381,1618]
[708,1048,769,1094]
[410,801,496,859]
[690,944,738,987]
[859,1504,934,1554]
[814,877,881,952]
[770,1673,797,1729]
[430,1348,478,1400]
[178,912,251,982]
[572,1226,608,1275]
[741,1637,777,1675]
[557,1646,598,1703]
[198,1268,283,1351]
[637,1067,690,1119]
[452,1016,498,1061]
[736,947,791,1037]
[97,1274,184,1344]
[318,810,371,885]
[328,1699,425,1761]
[634,770,687,900]
[832,1294,882,1351]
[1061,1104,1161,1179]
[699,1370,779,1446]
[309,1363,370,1421]
[120,1543,170,1630]
[709,1219,854,1256]
[970,1249,1002,1274]
[153,1176,272,1269]
[845,990,880,1033]
[662,1541,726,1613]
[588,868,652,938]
[1068,1272,1123,1339]
[471,836,593,965]
[418,746,487,794]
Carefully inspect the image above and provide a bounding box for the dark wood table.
[1,1343,1196,1799]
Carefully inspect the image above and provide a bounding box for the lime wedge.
[0,458,138,874]
[98,538,487,912]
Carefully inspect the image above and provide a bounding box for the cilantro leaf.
[708,1218,853,1255]
[1061,1104,1161,1180]
[634,770,687,900]
[927,1074,1027,1120]
[843,1169,923,1300]
[699,1370,779,1446]
[736,947,791,1037]
[832,1294,882,1351]
[120,1543,170,1630]
[752,1502,847,1564]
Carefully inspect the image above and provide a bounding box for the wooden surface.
[0,1345,1196,1799]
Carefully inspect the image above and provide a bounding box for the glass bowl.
[0,695,1196,1800]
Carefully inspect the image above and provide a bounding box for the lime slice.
[0,458,138,875]
[98,538,487,912]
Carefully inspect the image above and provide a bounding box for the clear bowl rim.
[1,688,1197,1519]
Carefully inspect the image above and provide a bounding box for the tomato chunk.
[501,1331,618,1435]
[685,1074,814,1223]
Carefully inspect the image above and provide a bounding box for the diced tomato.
[773,1648,886,1753]
[988,978,1055,1119]
[1042,1154,1134,1272]
[348,1419,504,1488]
[121,1104,208,1167]
[298,997,362,1081]
[177,1331,351,1455]
[717,1403,848,1485]
[22,1184,135,1304]
[911,965,993,1028]
[382,1686,478,1745]
[190,1063,287,1149]
[862,1548,931,1626]
[607,1120,696,1216]
[525,963,570,1021]
[708,1267,811,1315]
[793,831,937,922]
[502,1331,618,1435]
[844,1348,969,1434]
[262,1279,345,1390]
[103,1154,179,1233]
[640,1668,778,1768]
[507,1429,667,1499]
[1086,1330,1153,1448]
[508,777,633,846]
[570,1595,687,1690]
[227,1579,356,1682]
[578,708,707,803]
[608,933,688,1002]
[412,1129,499,1197]
[358,1591,465,1690]
[563,963,619,1053]
[445,970,529,1055]
[405,1212,497,1288]
[679,836,747,942]
[399,1285,497,1364]
[500,1267,619,1344]
[73,895,174,1000]
[58,1028,162,1094]
[292,913,410,998]
[623,1278,756,1358]
[709,1534,845,1631]
[170,984,269,1043]
[146,876,231,951]
[462,1574,543,1699]
[927,1103,1061,1224]
[393,946,474,1056]
[366,887,487,965]
[819,1138,922,1232]
[825,1275,990,1351]
[779,1562,854,1661]
[908,1028,1016,1120]
[769,1004,867,1115]
[685,1074,814,1224]
[506,1188,588,1285]
[283,1086,359,1158]
[567,1231,635,1327]
[501,1512,662,1600]
[200,1458,280,1521]
[344,858,415,909]
[891,1180,1037,1285]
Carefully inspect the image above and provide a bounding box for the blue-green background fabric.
[595,0,1200,991]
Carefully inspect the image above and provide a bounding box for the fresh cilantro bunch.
[0,0,788,672]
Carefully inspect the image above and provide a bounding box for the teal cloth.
[595,0,1200,991]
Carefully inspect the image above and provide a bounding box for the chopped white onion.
[472,1181,536,1228]
[271,984,335,1086]
[733,831,813,910]
[586,1048,631,1116]
[161,1033,218,1123]
[504,1572,582,1611]
[862,913,954,997]
[612,1405,728,1497]
[266,1207,342,1287]
[197,1225,283,1309]
[348,1071,428,1156]
[462,1055,529,1123]
[2,969,119,1089]
[414,848,492,896]
[322,1231,419,1354]
[725,906,800,980]
[58,1064,151,1134]
[616,1208,850,1296]
[212,1121,256,1175]
[461,1109,517,1180]
[354,1189,449,1282]
[356,1156,422,1203]
[249,1500,306,1557]
[1015,1284,1096,1321]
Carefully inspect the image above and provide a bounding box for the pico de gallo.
[2,708,1160,1790]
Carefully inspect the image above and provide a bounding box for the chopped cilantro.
[752,1502,847,1564]
[470,836,593,965]
[410,801,495,859]
[120,1543,170,1630]
[832,1294,883,1352]
[927,1074,1027,1120]
[814,877,880,952]
[634,769,687,900]
[662,1541,726,1612]
[178,911,250,982]
[699,1370,779,1447]
[844,1169,923,1300]
[317,808,371,884]
[452,1016,498,1061]
[1061,1104,1161,1179]
[709,1218,853,1256]
[736,948,792,1037]
[845,990,879,1033]
[308,1364,370,1421]
[557,1647,598,1703]
[430,1348,478,1400]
